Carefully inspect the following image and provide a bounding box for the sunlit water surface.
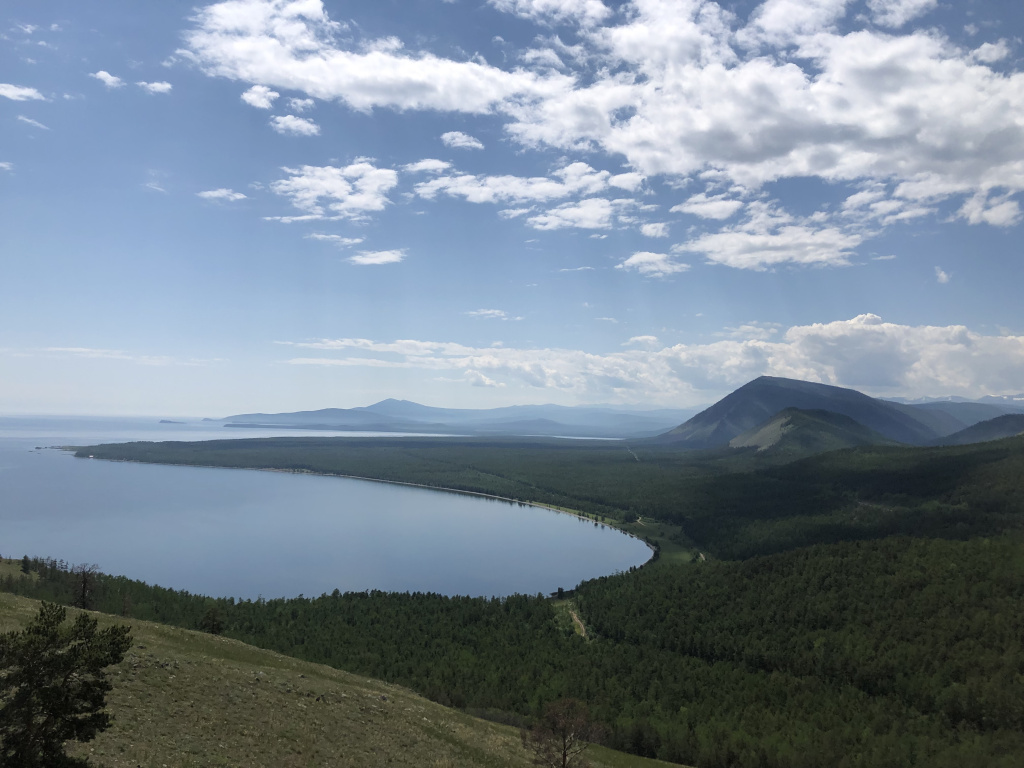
[0,417,650,599]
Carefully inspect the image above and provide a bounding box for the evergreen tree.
[0,602,132,767]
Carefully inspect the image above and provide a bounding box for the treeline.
[5,536,1024,767]
[79,434,1024,558]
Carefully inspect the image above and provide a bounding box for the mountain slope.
[0,591,674,768]
[728,408,898,457]
[659,376,940,448]
[935,413,1024,446]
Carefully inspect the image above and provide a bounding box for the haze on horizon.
[2,0,1023,417]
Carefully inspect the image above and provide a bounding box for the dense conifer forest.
[3,434,1022,766]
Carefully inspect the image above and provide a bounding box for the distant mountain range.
[212,379,1024,447]
[656,376,1024,452]
[213,400,700,439]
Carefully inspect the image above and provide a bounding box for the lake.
[0,417,651,599]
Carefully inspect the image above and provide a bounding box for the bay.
[0,417,651,600]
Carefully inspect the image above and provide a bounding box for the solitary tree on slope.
[0,602,132,767]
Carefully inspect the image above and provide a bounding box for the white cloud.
[348,249,406,265]
[740,0,852,48]
[137,81,173,94]
[935,266,950,284]
[465,308,523,320]
[415,162,617,205]
[0,162,13,172]
[672,194,744,221]
[466,309,510,319]
[624,335,659,347]
[89,70,123,88]
[616,251,690,277]
[465,370,505,387]
[41,347,212,367]
[16,115,49,131]
[866,0,937,29]
[305,233,365,247]
[280,316,1024,403]
[527,197,615,230]
[403,159,451,174]
[971,40,1011,65]
[674,201,862,270]
[0,83,45,101]
[640,222,669,237]
[183,0,564,113]
[441,131,484,150]
[181,0,1024,247]
[241,84,279,108]
[269,162,398,221]
[288,96,315,111]
[957,191,1022,227]
[197,188,247,201]
[270,114,320,135]
[715,322,781,341]
[489,0,611,26]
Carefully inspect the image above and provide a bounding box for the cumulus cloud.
[674,201,862,270]
[269,114,320,135]
[280,316,1024,403]
[672,193,744,220]
[971,40,1011,64]
[269,162,398,221]
[0,84,45,101]
[957,191,1022,227]
[241,84,279,108]
[137,81,173,94]
[288,96,315,111]
[16,115,49,131]
[197,188,247,201]
[348,249,406,265]
[528,198,618,230]
[183,0,565,113]
[465,369,505,387]
[415,162,618,205]
[441,131,484,150]
[179,0,1024,265]
[489,0,612,26]
[89,70,123,88]
[640,222,669,237]
[740,0,851,48]
[0,162,13,172]
[616,251,690,277]
[403,159,451,174]
[935,266,950,284]
[866,0,937,29]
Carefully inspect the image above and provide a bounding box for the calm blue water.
[0,417,650,599]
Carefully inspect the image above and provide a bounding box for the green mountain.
[728,407,898,457]
[935,413,1024,446]
[659,376,940,448]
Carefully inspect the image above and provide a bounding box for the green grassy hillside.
[0,592,676,768]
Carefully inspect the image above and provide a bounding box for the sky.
[2,0,1023,416]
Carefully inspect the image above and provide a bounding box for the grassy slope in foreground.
[0,592,678,768]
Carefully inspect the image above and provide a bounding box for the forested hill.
[77,432,1024,559]
[51,430,1024,766]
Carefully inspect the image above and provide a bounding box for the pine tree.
[0,602,132,767]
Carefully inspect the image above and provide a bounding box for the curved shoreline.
[73,452,658,566]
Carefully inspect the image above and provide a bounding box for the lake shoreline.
[71,450,658,567]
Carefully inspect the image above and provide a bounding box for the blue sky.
[2,0,1023,416]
